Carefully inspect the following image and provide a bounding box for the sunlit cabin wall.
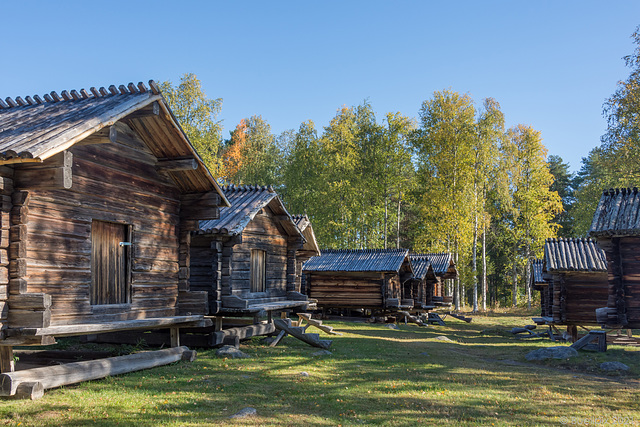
[23,123,182,326]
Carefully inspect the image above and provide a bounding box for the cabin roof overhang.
[197,184,305,241]
[0,80,229,206]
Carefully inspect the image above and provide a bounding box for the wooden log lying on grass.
[0,346,196,399]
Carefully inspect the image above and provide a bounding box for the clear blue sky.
[1,1,638,172]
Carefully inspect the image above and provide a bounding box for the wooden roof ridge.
[0,81,156,111]
[221,184,275,193]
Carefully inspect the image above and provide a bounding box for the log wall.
[229,212,289,304]
[550,272,607,325]
[308,272,385,309]
[598,236,640,328]
[0,167,12,340]
[23,123,183,325]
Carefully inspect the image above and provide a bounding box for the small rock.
[600,361,629,371]
[419,352,429,356]
[386,324,399,330]
[435,335,453,342]
[299,371,310,377]
[216,345,251,359]
[229,407,257,419]
[525,346,578,361]
[312,350,332,357]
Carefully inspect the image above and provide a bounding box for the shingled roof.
[529,258,546,284]
[543,238,607,272]
[0,80,229,201]
[408,255,432,280]
[303,249,411,273]
[590,187,640,237]
[291,214,320,256]
[199,184,303,239]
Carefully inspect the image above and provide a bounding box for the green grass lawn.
[1,310,639,426]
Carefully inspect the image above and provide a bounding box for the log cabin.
[416,253,457,307]
[590,187,640,328]
[543,238,608,327]
[529,258,551,317]
[406,255,433,309]
[302,249,414,311]
[291,214,321,296]
[191,184,312,318]
[0,81,229,372]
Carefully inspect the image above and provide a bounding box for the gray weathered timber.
[0,346,193,398]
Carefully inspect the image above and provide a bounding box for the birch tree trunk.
[512,243,518,307]
[482,217,487,311]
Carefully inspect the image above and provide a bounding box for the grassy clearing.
[1,310,639,426]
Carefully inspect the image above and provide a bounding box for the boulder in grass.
[216,345,251,359]
[230,407,257,419]
[525,346,578,361]
[436,335,454,342]
[386,324,398,330]
[600,361,629,371]
[312,350,332,357]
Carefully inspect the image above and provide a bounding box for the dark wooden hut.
[302,249,414,311]
[0,81,228,372]
[543,238,608,326]
[416,253,457,307]
[291,215,320,296]
[191,184,311,318]
[529,259,551,317]
[590,187,640,328]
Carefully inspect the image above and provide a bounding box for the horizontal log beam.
[157,158,198,172]
[0,346,196,397]
[6,315,211,338]
[14,152,73,190]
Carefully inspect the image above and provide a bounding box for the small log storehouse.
[590,187,640,328]
[192,184,314,318]
[302,248,414,311]
[543,238,608,327]
[529,259,550,317]
[0,81,229,372]
[414,253,457,307]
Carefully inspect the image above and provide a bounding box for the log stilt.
[0,347,14,373]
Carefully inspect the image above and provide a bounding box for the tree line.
[160,26,640,311]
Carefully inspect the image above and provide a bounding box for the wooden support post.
[170,328,180,348]
[214,317,223,332]
[0,346,14,373]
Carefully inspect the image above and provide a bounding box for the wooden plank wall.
[189,235,220,314]
[228,212,289,305]
[551,272,607,325]
[309,272,383,308]
[0,167,11,340]
[24,122,182,325]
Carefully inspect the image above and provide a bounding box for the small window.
[250,249,266,293]
[91,220,132,305]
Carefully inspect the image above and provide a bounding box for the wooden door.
[91,220,130,305]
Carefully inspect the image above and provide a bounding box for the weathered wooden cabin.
[543,238,608,326]
[416,253,457,307]
[303,249,414,311]
[529,259,551,317]
[291,214,321,296]
[191,184,311,318]
[590,187,640,328]
[0,81,228,372]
